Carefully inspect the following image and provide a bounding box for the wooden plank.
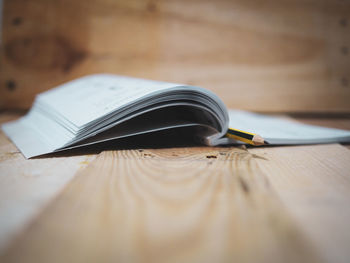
[0,113,96,251]
[1,0,349,112]
[0,147,321,263]
[1,111,349,261]
[250,144,350,263]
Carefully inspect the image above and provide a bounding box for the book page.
[228,110,350,144]
[37,74,182,127]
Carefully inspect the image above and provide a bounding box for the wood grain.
[0,113,96,251]
[1,0,349,112]
[1,112,350,262]
[250,144,350,263]
[0,148,320,263]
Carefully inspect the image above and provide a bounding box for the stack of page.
[2,74,350,158]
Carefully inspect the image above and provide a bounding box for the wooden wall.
[1,0,349,112]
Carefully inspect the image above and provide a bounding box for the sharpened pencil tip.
[252,134,265,146]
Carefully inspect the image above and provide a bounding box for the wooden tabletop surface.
[0,112,350,263]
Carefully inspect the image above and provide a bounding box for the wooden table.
[1,112,350,263]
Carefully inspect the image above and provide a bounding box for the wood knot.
[238,177,250,194]
[147,1,157,12]
[5,35,87,72]
[6,80,17,91]
[339,18,347,27]
[341,77,348,87]
[143,153,155,158]
[12,17,23,26]
[341,46,348,55]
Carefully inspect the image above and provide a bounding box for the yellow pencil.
[226,128,268,146]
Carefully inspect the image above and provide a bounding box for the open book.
[2,74,350,158]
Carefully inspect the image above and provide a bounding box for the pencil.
[226,128,268,146]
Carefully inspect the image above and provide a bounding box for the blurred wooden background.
[0,0,349,112]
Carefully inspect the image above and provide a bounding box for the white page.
[2,75,185,158]
[2,108,78,158]
[228,110,350,144]
[37,74,183,128]
[2,74,229,158]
